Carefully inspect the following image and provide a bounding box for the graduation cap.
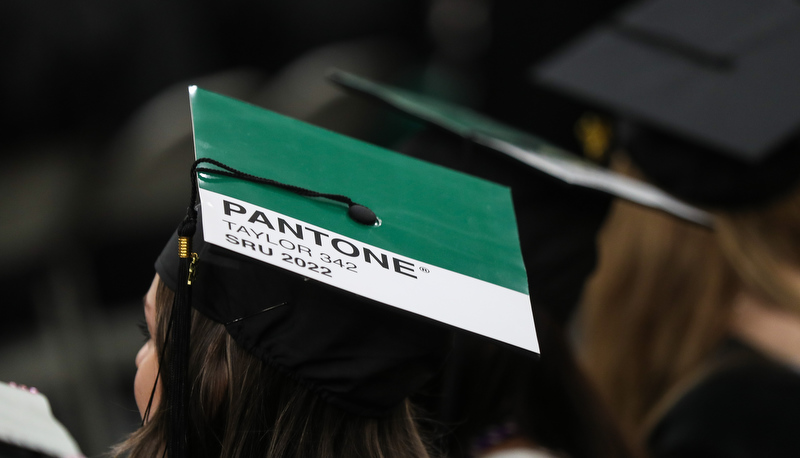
[327,69,712,226]
[534,0,800,208]
[156,87,538,456]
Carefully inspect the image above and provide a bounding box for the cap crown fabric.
[536,0,800,163]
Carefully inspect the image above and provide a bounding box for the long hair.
[114,280,435,458]
[576,156,738,449]
[578,154,800,450]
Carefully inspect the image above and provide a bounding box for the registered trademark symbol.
[419,266,430,273]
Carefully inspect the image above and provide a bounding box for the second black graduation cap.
[535,0,800,207]
[327,69,711,226]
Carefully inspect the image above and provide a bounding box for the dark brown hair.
[114,279,435,458]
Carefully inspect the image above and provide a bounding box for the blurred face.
[134,274,162,419]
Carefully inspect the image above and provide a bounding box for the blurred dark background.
[0,1,629,455]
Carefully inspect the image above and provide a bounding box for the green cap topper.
[189,86,539,353]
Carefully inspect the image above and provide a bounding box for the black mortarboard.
[154,87,538,457]
[535,0,800,207]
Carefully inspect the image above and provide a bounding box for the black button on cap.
[348,204,378,225]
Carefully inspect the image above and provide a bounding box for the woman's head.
[120,274,435,458]
[153,220,453,418]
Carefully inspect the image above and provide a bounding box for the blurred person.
[575,155,737,449]
[577,155,800,457]
[535,0,800,456]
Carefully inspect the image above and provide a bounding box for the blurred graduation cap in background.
[157,86,538,456]
[327,69,711,226]
[534,0,800,208]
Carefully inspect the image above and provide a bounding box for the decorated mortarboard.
[534,0,800,207]
[155,87,538,457]
[327,69,711,226]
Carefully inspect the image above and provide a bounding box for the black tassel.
[167,215,196,458]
